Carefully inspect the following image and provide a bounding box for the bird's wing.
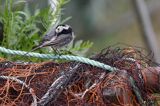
[40,34,57,47]
[47,34,73,47]
[41,33,56,43]
[42,24,58,41]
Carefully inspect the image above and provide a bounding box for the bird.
[29,24,75,53]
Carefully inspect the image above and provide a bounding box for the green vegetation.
[0,0,93,61]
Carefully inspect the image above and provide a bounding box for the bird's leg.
[51,47,61,55]
[62,45,74,55]
[62,50,74,55]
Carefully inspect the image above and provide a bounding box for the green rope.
[0,46,118,71]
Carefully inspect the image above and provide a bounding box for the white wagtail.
[29,24,75,53]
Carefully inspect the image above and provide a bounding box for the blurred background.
[64,0,160,62]
[1,0,160,62]
[63,0,160,58]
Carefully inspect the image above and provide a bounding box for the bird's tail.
[23,45,42,56]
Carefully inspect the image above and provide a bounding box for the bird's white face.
[55,25,70,33]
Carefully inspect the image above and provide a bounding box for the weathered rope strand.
[0,46,118,71]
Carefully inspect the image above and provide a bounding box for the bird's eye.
[56,26,64,33]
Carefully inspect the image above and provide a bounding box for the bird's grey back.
[41,26,57,43]
[43,33,73,49]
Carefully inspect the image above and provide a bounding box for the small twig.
[81,83,97,99]
[81,72,106,99]
[70,72,106,99]
[38,63,81,106]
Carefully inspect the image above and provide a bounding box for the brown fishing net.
[0,47,160,106]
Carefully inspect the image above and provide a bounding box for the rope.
[0,46,118,71]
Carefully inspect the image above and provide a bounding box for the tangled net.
[0,47,160,106]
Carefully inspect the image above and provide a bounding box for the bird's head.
[55,24,73,36]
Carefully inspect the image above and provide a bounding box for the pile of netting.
[0,47,160,106]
